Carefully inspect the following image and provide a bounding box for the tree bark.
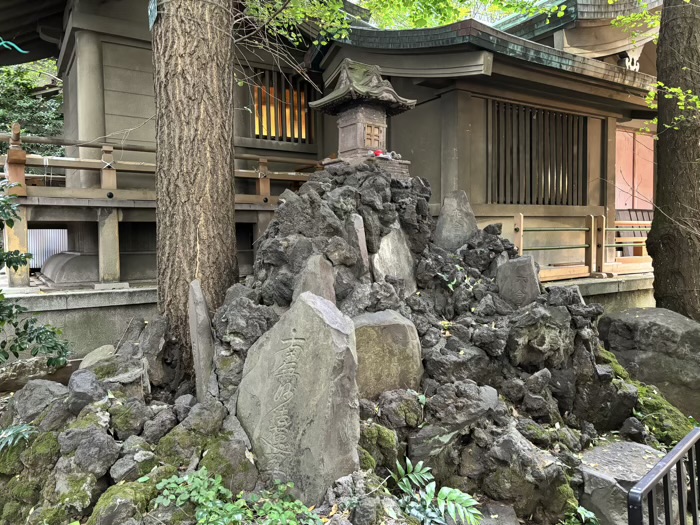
[152,0,237,363]
[647,0,700,319]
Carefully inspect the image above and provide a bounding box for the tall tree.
[152,0,237,362]
[646,0,700,319]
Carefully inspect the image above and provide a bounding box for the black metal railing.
[629,428,700,525]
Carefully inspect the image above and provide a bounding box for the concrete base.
[4,286,158,358]
[546,273,655,314]
[41,251,156,285]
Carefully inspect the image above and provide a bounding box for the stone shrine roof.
[309,59,417,116]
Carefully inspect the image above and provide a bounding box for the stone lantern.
[310,59,416,176]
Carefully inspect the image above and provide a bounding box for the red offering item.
[373,150,383,156]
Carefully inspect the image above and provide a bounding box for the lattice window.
[487,100,588,206]
[365,124,383,149]
[253,69,314,144]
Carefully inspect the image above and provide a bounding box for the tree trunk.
[647,0,700,320]
[152,0,237,364]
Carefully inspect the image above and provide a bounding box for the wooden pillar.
[514,213,525,256]
[256,158,271,203]
[101,146,117,189]
[4,207,30,287]
[98,208,120,283]
[4,123,29,287]
[440,89,471,201]
[595,215,607,274]
[604,117,617,265]
[585,215,597,274]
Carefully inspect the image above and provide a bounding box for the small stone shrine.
[310,59,416,177]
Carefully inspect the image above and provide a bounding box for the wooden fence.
[513,212,653,282]
[0,124,317,287]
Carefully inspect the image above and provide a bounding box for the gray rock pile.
[0,161,689,525]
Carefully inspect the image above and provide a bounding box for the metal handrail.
[628,427,700,525]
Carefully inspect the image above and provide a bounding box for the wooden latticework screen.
[253,69,315,144]
[487,100,588,206]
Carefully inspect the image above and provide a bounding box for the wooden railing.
[513,213,653,282]
[1,125,319,287]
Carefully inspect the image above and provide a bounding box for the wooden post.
[595,215,606,274]
[4,206,30,287]
[4,123,29,287]
[514,213,525,256]
[5,123,27,196]
[585,214,597,275]
[100,145,117,189]
[97,208,120,283]
[256,158,271,201]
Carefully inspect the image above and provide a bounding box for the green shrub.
[390,458,482,525]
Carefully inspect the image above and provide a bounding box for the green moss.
[20,432,60,471]
[0,500,24,525]
[7,474,42,504]
[156,427,203,468]
[0,442,26,476]
[597,348,631,380]
[359,422,398,472]
[397,400,422,427]
[27,506,68,525]
[199,437,255,489]
[109,403,136,433]
[86,480,158,525]
[636,384,694,447]
[551,482,578,516]
[67,411,103,431]
[358,447,377,471]
[60,472,97,511]
[92,360,119,380]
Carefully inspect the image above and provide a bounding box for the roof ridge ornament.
[309,58,417,116]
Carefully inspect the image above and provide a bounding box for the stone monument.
[236,292,360,504]
[310,59,416,177]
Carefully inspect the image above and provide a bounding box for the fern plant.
[0,424,36,454]
[390,459,482,525]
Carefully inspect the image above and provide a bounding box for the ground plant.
[390,459,482,525]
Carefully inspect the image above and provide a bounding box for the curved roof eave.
[330,18,654,93]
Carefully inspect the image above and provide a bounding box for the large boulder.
[600,307,700,419]
[580,441,668,525]
[432,190,479,252]
[236,291,360,504]
[353,310,423,399]
[13,380,69,422]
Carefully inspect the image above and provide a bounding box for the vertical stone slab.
[237,292,359,504]
[433,190,479,252]
[496,256,540,308]
[4,205,29,287]
[371,224,416,297]
[347,213,370,275]
[189,280,216,402]
[292,254,336,304]
[353,310,423,400]
[98,208,120,283]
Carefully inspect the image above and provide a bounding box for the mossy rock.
[0,442,27,476]
[20,431,60,471]
[0,500,27,525]
[67,410,107,431]
[26,506,68,525]
[359,421,399,471]
[86,479,159,525]
[155,426,203,468]
[597,347,631,381]
[358,446,377,471]
[59,472,98,512]
[636,383,694,447]
[199,436,258,493]
[7,473,42,505]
